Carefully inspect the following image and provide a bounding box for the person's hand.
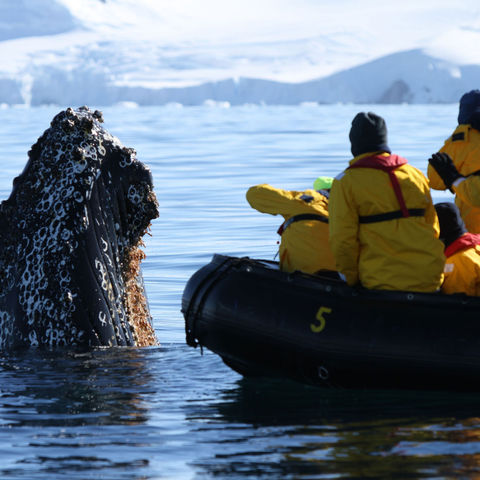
[428,152,463,190]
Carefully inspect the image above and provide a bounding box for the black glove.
[428,152,463,190]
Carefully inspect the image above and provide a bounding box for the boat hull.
[183,254,480,391]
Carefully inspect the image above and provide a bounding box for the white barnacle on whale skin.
[98,311,107,327]
[94,257,109,292]
[97,137,107,157]
[101,237,109,253]
[80,204,89,230]
[119,147,135,168]
[127,185,141,205]
[28,329,38,347]
[73,190,84,203]
[74,156,88,174]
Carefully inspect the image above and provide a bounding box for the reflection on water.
[0,349,152,427]
[2,345,480,479]
[190,377,480,479]
[0,348,156,479]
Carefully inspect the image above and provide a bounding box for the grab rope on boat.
[184,256,250,349]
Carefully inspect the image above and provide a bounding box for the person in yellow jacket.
[428,90,480,232]
[246,179,338,275]
[435,202,480,296]
[329,112,445,292]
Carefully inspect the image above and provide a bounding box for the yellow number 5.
[311,306,332,333]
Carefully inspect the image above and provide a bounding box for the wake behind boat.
[182,254,480,392]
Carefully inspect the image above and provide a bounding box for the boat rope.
[184,256,249,349]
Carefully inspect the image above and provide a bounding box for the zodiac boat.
[182,254,480,392]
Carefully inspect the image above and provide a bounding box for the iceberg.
[1,0,480,106]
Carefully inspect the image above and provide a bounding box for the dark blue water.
[0,104,477,480]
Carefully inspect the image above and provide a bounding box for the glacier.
[1,0,480,107]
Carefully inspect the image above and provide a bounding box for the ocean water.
[0,103,477,480]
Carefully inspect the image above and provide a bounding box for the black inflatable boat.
[182,254,480,392]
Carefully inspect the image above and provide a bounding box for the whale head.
[0,106,159,349]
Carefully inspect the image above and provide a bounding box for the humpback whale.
[0,106,159,349]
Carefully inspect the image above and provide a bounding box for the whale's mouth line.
[0,106,159,350]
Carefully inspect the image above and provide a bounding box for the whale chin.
[0,106,159,349]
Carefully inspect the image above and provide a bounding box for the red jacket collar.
[349,154,407,171]
[445,233,480,258]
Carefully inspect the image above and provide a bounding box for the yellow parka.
[329,152,445,292]
[246,184,336,274]
[428,124,480,232]
[442,233,480,296]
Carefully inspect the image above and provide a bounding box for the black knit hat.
[434,202,467,248]
[458,90,480,125]
[349,112,391,157]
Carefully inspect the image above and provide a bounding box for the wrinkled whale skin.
[0,106,159,349]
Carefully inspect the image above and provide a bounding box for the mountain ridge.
[1,0,480,106]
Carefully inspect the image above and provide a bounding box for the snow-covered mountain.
[1,0,480,106]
